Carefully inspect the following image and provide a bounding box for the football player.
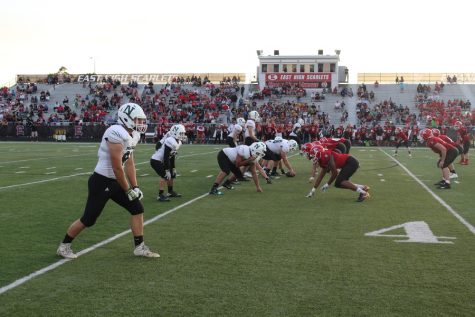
[57,103,159,259]
[242,111,261,178]
[288,118,304,148]
[455,121,471,165]
[306,147,370,202]
[226,118,244,148]
[262,138,298,177]
[150,124,185,202]
[420,128,458,189]
[393,127,412,157]
[209,142,267,195]
[432,128,459,179]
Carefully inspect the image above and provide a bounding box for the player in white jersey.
[262,138,298,177]
[209,142,266,195]
[226,122,243,147]
[57,103,159,259]
[289,118,304,147]
[244,111,260,146]
[150,124,185,201]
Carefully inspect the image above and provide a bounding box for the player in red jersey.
[420,128,458,189]
[393,127,412,157]
[454,121,471,165]
[432,128,459,179]
[306,148,370,202]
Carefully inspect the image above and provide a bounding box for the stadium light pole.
[89,57,96,74]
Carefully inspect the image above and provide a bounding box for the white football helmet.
[169,124,187,141]
[288,139,299,151]
[298,118,305,126]
[274,136,283,141]
[117,103,147,133]
[250,142,266,158]
[234,124,243,133]
[248,111,260,122]
[237,117,246,127]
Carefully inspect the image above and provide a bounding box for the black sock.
[134,235,144,247]
[62,234,74,244]
[168,186,173,192]
[272,167,277,173]
[450,169,456,174]
[159,189,164,195]
[212,183,219,188]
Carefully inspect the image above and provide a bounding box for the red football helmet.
[310,146,325,162]
[420,128,433,141]
[431,128,440,137]
[300,143,313,156]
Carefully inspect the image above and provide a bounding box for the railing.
[357,73,475,84]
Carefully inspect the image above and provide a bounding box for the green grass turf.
[0,142,474,316]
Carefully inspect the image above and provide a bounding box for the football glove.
[321,183,329,192]
[164,170,171,180]
[132,187,143,200]
[126,187,143,201]
[306,188,316,198]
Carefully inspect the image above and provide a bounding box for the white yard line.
[380,148,475,234]
[0,191,211,295]
[0,172,91,190]
[1,150,220,190]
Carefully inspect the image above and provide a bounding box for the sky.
[1,0,474,86]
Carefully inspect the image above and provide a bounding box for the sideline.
[0,192,211,295]
[379,148,475,234]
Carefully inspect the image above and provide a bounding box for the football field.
[0,142,474,316]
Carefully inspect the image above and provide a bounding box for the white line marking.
[0,191,211,295]
[380,149,475,234]
[380,179,385,182]
[74,168,83,170]
[19,166,30,169]
[45,172,57,175]
[190,170,198,173]
[15,171,26,174]
[0,149,219,190]
[206,175,213,178]
[0,172,91,190]
[140,174,149,177]
[135,168,140,171]
[377,173,383,176]
[454,180,460,184]
[46,167,56,170]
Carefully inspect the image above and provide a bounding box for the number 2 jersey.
[94,124,140,179]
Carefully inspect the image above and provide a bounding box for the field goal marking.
[379,148,475,235]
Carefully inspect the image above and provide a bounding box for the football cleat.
[356,192,370,202]
[438,182,451,189]
[266,178,272,184]
[449,173,458,179]
[157,194,171,202]
[133,242,160,258]
[167,191,182,197]
[209,188,223,195]
[57,243,77,259]
[243,171,252,178]
[434,180,445,186]
[222,182,234,190]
